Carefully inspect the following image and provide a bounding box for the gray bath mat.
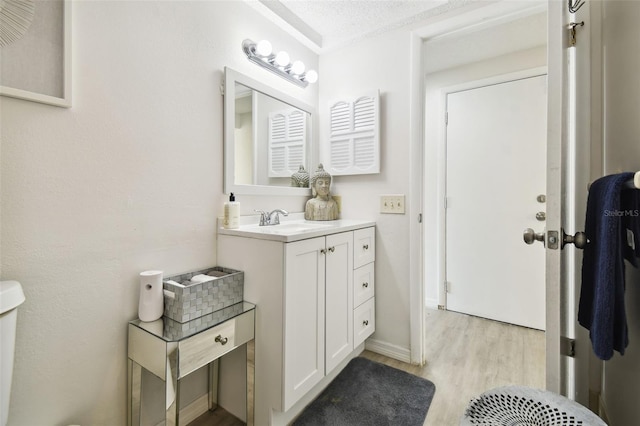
[293,357,436,426]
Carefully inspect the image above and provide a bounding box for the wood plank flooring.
[188,308,545,425]
[362,308,545,425]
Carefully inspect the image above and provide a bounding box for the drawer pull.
[363,244,369,250]
[215,335,228,345]
[363,320,369,326]
[362,282,369,288]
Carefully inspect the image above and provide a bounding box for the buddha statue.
[305,164,339,221]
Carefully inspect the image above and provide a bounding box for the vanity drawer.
[353,262,375,308]
[354,227,375,268]
[353,297,375,347]
[178,309,254,378]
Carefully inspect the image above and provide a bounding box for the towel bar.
[623,171,640,189]
[587,171,640,191]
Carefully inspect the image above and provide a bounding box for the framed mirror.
[224,67,316,196]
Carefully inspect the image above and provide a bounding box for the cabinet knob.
[215,335,228,345]
[320,249,327,254]
[363,244,369,250]
[362,282,369,288]
[363,320,369,326]
[328,246,335,253]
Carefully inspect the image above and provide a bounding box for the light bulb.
[290,60,305,75]
[255,40,272,57]
[275,51,290,67]
[304,70,318,84]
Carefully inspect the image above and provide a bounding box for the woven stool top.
[460,386,607,426]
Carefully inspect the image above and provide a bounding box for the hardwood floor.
[362,308,545,425]
[188,308,545,425]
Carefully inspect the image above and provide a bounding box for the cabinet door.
[354,297,375,347]
[354,227,375,268]
[325,232,354,373]
[283,237,325,411]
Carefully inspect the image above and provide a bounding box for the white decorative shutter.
[327,91,380,175]
[268,109,307,177]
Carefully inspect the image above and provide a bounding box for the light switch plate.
[380,195,405,214]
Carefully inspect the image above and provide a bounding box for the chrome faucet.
[268,209,288,225]
[255,209,289,226]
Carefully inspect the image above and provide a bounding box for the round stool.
[460,386,607,425]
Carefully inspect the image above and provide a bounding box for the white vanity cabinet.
[217,219,374,426]
[283,231,353,410]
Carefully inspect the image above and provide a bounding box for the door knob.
[523,228,545,245]
[562,229,587,249]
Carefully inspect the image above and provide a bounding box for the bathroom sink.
[240,221,333,235]
[270,222,333,233]
[218,216,376,242]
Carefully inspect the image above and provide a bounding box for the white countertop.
[218,213,375,242]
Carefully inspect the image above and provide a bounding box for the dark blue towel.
[578,172,636,360]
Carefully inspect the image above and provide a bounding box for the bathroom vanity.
[218,217,376,425]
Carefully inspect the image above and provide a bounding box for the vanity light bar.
[242,39,318,88]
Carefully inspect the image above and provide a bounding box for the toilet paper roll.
[138,270,164,322]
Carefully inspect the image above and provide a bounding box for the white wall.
[423,12,547,75]
[0,1,317,424]
[599,1,640,424]
[422,16,547,307]
[319,29,414,355]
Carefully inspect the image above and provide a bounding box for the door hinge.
[445,111,449,125]
[220,81,225,95]
[561,336,576,358]
[444,197,449,209]
[445,281,451,293]
[569,21,585,47]
[418,213,423,223]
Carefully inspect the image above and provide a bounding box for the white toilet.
[0,281,25,426]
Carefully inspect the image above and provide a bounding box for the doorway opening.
[417,8,549,404]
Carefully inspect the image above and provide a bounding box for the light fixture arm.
[242,39,314,88]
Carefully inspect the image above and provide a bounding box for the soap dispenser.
[223,193,240,229]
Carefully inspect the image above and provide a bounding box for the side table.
[127,302,255,425]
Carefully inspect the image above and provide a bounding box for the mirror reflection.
[224,67,315,196]
[233,82,311,188]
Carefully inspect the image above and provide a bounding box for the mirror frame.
[224,67,316,196]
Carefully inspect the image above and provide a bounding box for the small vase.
[291,165,310,187]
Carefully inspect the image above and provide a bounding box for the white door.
[445,73,547,330]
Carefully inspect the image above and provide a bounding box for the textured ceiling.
[281,0,446,44]
[257,0,472,51]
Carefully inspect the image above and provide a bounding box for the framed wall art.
[0,0,71,108]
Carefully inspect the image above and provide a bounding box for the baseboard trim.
[425,298,439,310]
[365,338,411,363]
